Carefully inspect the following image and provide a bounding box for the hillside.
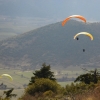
[0,20,100,69]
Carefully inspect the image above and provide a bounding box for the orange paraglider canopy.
[62,15,86,26]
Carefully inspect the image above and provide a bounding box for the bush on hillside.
[65,82,96,95]
[43,90,54,97]
[26,78,61,95]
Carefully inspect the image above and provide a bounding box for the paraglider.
[61,15,93,53]
[74,32,94,40]
[76,37,79,40]
[0,74,13,81]
[73,32,94,52]
[62,15,86,26]
[83,49,85,52]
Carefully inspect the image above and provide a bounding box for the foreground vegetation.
[19,63,100,100]
[1,63,100,100]
[18,81,100,100]
[1,81,100,100]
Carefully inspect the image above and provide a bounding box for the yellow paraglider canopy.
[74,32,94,40]
[62,15,86,26]
[0,74,13,81]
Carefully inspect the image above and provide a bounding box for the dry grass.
[19,87,100,100]
[18,83,100,100]
[19,88,100,100]
[75,85,100,100]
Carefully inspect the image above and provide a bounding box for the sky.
[0,0,100,34]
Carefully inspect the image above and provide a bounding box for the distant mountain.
[0,20,100,69]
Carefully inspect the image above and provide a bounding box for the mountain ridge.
[0,20,100,69]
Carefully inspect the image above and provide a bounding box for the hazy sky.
[0,0,100,33]
[0,0,99,19]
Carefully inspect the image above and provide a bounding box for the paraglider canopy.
[74,32,94,40]
[62,15,86,26]
[0,74,13,81]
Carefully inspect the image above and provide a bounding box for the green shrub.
[65,82,96,95]
[26,78,61,95]
[43,90,54,97]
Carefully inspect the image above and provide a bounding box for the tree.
[74,68,100,84]
[29,63,56,85]
[3,88,17,98]
[74,73,92,84]
[27,78,60,95]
